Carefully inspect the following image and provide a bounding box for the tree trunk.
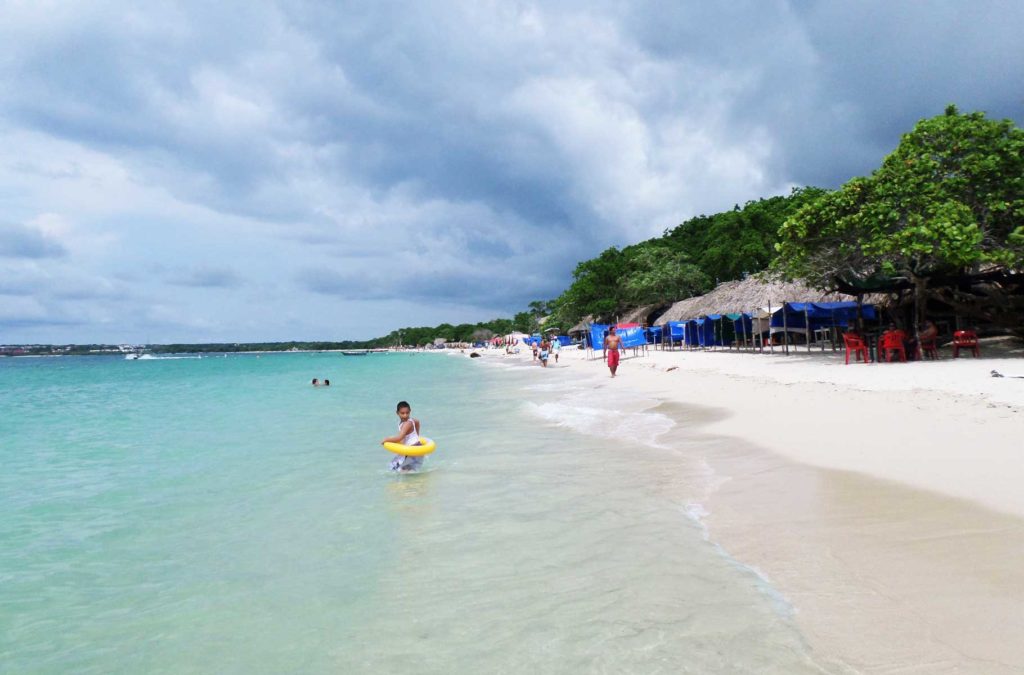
[911,274,928,336]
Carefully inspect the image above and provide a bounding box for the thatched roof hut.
[617,303,669,326]
[568,316,592,336]
[652,276,862,324]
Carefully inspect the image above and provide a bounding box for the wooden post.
[768,300,775,354]
[782,303,790,355]
[805,308,812,353]
[829,308,836,352]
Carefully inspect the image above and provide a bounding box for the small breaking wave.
[522,399,676,448]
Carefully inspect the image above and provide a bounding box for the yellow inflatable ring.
[382,437,436,457]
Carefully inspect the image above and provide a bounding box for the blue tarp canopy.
[771,302,877,329]
[587,324,609,350]
[666,321,686,340]
[555,335,572,346]
[727,312,753,334]
[695,317,725,346]
[683,319,700,345]
[617,325,648,348]
[588,323,648,349]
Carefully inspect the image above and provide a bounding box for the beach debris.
[666,366,679,372]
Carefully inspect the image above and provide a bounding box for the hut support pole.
[806,308,812,353]
[829,309,836,352]
[768,300,775,354]
[782,304,790,355]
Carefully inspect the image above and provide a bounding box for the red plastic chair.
[880,332,907,362]
[952,330,980,358]
[842,333,871,364]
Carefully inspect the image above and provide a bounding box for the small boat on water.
[340,350,370,356]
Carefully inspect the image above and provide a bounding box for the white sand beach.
[487,342,1024,673]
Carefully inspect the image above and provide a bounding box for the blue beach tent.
[666,321,686,341]
[727,312,754,347]
[684,319,700,346]
[772,302,877,330]
[693,317,716,347]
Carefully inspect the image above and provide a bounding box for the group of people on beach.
[531,336,561,367]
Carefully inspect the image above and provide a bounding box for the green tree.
[512,311,538,333]
[664,188,826,283]
[777,106,1024,326]
[622,245,709,305]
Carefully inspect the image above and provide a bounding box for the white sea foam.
[522,399,677,448]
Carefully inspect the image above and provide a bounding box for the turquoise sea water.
[1,352,835,673]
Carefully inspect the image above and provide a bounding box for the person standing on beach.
[539,338,550,368]
[551,335,561,363]
[604,327,622,377]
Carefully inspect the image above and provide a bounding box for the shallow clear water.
[1,352,833,673]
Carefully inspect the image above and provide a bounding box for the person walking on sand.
[539,338,550,368]
[551,335,561,364]
[604,326,622,377]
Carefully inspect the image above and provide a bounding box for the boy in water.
[381,400,423,472]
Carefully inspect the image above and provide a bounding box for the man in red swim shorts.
[604,326,623,377]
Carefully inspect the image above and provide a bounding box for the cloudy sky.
[1,1,1022,343]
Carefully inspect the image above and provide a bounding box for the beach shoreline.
[477,344,1024,673]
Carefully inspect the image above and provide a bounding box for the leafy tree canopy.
[547,188,821,325]
[776,106,1024,292]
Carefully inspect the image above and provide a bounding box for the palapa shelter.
[653,276,857,324]
[568,316,593,341]
[653,275,883,351]
[616,303,669,327]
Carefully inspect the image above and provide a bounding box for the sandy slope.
[484,342,1024,673]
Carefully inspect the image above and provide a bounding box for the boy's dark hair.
[396,401,411,412]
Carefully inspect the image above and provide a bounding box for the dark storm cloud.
[621,0,1024,187]
[0,223,67,259]
[1,1,1022,342]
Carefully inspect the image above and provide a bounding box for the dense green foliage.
[547,188,825,326]
[776,106,1024,326]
